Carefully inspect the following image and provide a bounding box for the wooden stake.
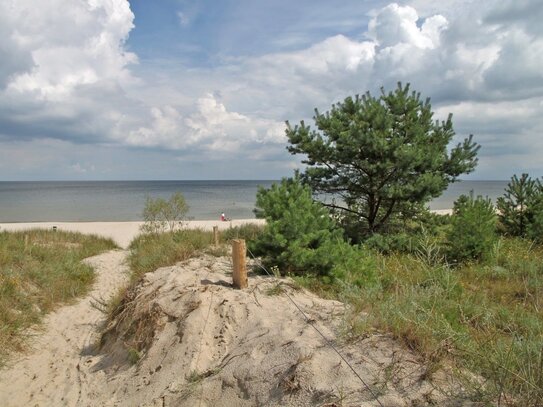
[213,226,219,246]
[24,234,29,249]
[232,239,248,289]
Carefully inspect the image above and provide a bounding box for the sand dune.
[0,250,467,406]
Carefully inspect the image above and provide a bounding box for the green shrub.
[141,192,189,234]
[222,223,265,242]
[363,232,413,254]
[330,242,378,288]
[497,173,543,238]
[447,194,497,262]
[526,196,543,242]
[252,176,344,276]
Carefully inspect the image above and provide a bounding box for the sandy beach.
[0,219,266,249]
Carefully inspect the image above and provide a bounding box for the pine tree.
[497,173,543,238]
[286,83,479,239]
[447,193,497,262]
[252,176,343,275]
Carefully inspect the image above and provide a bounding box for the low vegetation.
[222,223,265,243]
[141,192,189,234]
[251,173,543,406]
[125,224,266,287]
[127,229,214,283]
[294,237,543,405]
[0,229,116,367]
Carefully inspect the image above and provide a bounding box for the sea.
[0,180,509,222]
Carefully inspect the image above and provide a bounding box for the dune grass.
[100,229,216,354]
[294,237,543,406]
[0,229,117,367]
[127,225,265,283]
[127,229,215,283]
[221,223,265,243]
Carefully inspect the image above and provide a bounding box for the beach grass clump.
[222,223,265,243]
[127,229,214,282]
[0,229,116,367]
[294,237,543,405]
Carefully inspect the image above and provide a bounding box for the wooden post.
[213,226,219,246]
[24,234,29,249]
[232,239,248,289]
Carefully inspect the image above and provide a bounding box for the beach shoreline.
[0,219,266,249]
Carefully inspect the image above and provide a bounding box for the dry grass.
[0,229,116,367]
[127,229,214,282]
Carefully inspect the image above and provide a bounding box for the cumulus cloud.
[0,0,140,149]
[126,94,286,153]
[1,0,543,179]
[368,3,447,48]
[5,0,137,99]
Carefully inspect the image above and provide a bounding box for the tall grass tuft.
[127,229,214,283]
[0,229,116,367]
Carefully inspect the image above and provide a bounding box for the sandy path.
[0,249,129,407]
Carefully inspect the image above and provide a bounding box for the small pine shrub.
[526,196,543,242]
[496,173,543,238]
[447,194,497,262]
[251,176,344,276]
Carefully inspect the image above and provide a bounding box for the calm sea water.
[0,180,508,222]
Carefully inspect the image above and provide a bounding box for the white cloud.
[126,94,286,152]
[368,3,447,49]
[1,0,543,179]
[5,0,137,100]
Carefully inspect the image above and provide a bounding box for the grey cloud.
[485,0,543,36]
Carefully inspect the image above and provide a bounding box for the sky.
[0,0,542,181]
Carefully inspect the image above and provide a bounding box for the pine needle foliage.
[286,83,479,239]
[447,193,497,262]
[497,173,543,240]
[252,176,344,276]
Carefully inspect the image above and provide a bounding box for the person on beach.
[221,212,226,221]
